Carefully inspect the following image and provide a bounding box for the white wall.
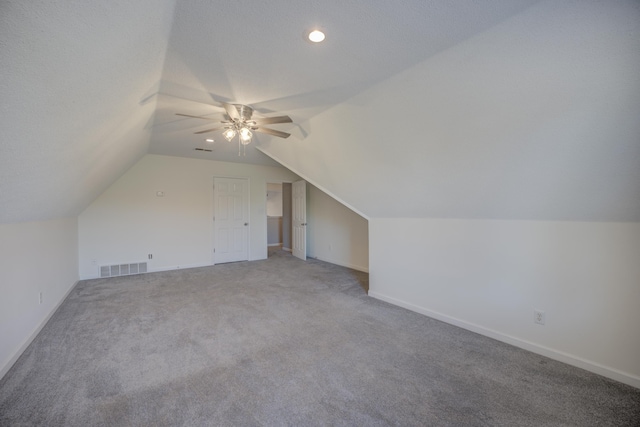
[78,154,299,279]
[369,218,640,388]
[307,184,369,272]
[0,217,79,378]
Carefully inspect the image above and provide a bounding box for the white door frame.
[292,180,307,260]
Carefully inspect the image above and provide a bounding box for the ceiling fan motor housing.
[232,104,254,121]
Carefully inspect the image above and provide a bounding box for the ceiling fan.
[176,103,292,155]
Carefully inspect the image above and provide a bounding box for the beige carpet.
[1,249,638,426]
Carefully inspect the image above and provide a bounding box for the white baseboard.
[368,290,640,390]
[267,243,282,247]
[282,247,292,252]
[1,280,79,380]
[313,255,369,273]
[151,262,213,272]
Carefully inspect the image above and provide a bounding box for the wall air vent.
[100,266,110,277]
[194,148,213,152]
[100,262,148,278]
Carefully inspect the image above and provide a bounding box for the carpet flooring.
[1,249,639,426]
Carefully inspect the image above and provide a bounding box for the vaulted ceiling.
[2,0,639,223]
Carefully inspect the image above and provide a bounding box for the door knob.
[244,222,249,226]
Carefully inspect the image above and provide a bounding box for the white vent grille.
[100,266,110,278]
[99,262,148,278]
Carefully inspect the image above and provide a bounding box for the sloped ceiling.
[151,0,538,165]
[259,0,640,221]
[0,0,177,223]
[2,0,639,224]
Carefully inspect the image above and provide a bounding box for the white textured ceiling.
[2,0,639,223]
[0,0,176,223]
[150,0,538,165]
[259,0,640,221]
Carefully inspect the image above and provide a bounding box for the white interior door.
[292,180,307,260]
[214,177,249,264]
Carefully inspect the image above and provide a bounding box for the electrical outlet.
[148,254,153,259]
[534,309,545,325]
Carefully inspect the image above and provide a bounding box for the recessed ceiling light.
[205,138,214,143]
[307,29,325,43]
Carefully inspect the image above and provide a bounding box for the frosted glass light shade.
[239,127,252,145]
[223,129,236,141]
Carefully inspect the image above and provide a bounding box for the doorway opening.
[267,182,291,257]
[267,180,306,260]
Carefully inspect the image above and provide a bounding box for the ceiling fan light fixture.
[307,29,325,43]
[239,127,253,145]
[223,128,236,141]
[178,102,292,156]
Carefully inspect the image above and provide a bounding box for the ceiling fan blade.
[252,115,292,125]
[222,103,240,121]
[194,126,225,134]
[176,113,220,122]
[254,127,291,138]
